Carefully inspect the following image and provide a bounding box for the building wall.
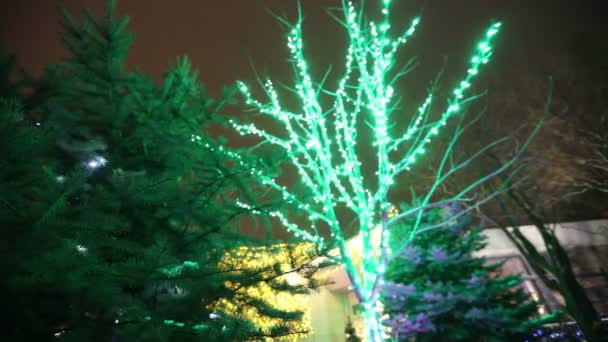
[302,288,356,342]
[474,219,608,258]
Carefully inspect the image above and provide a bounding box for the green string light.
[231,1,502,340]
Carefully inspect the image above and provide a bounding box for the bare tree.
[229,1,540,340]
[482,175,607,341]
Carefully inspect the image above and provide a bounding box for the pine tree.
[1,39,82,341]
[2,1,323,341]
[382,205,547,341]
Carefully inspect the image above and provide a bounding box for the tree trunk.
[361,299,384,342]
[558,270,606,342]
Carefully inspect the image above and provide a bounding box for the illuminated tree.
[0,58,68,342]
[231,1,541,340]
[214,243,321,341]
[1,2,325,341]
[382,205,546,341]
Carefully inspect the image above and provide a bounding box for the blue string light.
[525,326,585,341]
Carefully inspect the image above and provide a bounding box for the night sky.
[2,0,606,96]
[2,1,607,237]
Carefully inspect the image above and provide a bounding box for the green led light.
[231,2,502,340]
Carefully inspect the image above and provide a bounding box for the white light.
[86,156,107,169]
[76,244,88,254]
[284,272,305,286]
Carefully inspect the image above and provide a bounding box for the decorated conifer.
[382,204,552,341]
[1,1,325,341]
[0,57,69,341]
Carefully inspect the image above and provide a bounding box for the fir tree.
[0,83,72,342]
[1,40,81,342]
[382,204,548,341]
[2,1,324,341]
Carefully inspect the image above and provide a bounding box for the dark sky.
[2,0,606,96]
